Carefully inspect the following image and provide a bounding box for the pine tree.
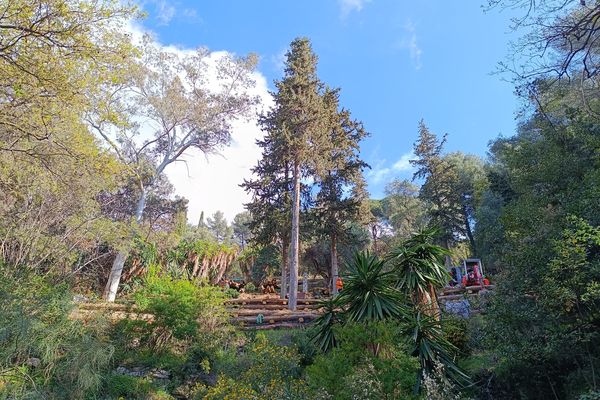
[232,211,253,250]
[207,211,232,244]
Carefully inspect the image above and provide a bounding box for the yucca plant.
[407,311,470,392]
[386,228,450,318]
[312,296,345,353]
[339,252,408,322]
[311,247,469,392]
[312,252,408,352]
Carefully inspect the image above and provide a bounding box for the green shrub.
[223,287,240,299]
[105,374,154,398]
[245,282,257,292]
[0,269,114,399]
[442,315,469,355]
[200,376,258,400]
[132,274,229,347]
[306,322,419,399]
[210,333,306,398]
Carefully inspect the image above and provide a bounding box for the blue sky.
[137,0,523,219]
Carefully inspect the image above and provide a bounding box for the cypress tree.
[315,88,370,294]
[242,131,293,299]
[259,38,330,310]
[410,120,463,258]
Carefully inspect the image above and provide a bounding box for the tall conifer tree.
[410,120,463,257]
[254,38,330,309]
[242,133,293,298]
[315,88,370,294]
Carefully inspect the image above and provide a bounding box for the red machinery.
[461,258,489,287]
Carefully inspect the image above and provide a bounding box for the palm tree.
[386,228,450,319]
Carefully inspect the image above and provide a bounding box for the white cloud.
[181,8,197,19]
[398,20,423,70]
[271,48,287,74]
[338,0,371,18]
[154,0,176,26]
[367,152,414,184]
[392,152,413,171]
[121,23,273,223]
[138,0,199,26]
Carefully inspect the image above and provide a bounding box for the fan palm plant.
[386,228,450,318]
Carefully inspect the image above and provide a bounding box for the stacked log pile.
[226,296,321,330]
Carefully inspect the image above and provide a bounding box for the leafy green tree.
[382,179,428,240]
[0,0,136,161]
[476,79,600,398]
[232,211,253,250]
[443,152,488,254]
[0,0,137,278]
[93,38,258,301]
[207,211,233,244]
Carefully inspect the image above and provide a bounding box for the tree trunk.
[288,159,300,311]
[280,239,288,299]
[104,187,147,302]
[191,254,200,278]
[371,225,378,255]
[429,283,441,321]
[331,233,339,295]
[462,204,476,256]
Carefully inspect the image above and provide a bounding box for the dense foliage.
[1,1,600,399]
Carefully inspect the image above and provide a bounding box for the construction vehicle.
[447,258,490,287]
[461,258,489,287]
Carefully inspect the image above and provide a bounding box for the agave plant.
[386,228,450,318]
